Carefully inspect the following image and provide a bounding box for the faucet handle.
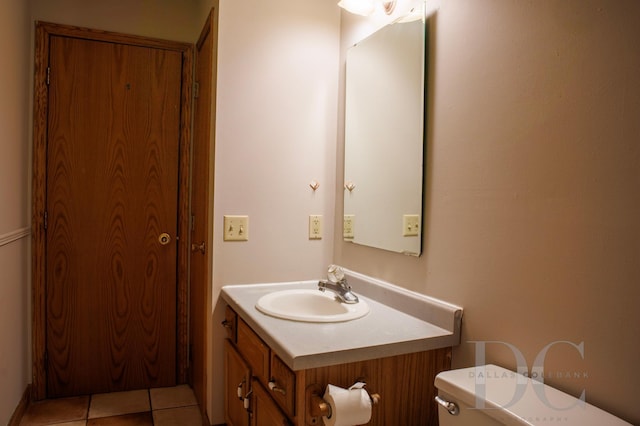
[327,264,345,283]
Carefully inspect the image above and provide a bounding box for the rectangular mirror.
[343,12,426,255]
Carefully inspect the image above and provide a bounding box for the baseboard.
[8,384,31,426]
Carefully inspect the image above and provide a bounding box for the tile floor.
[19,385,203,426]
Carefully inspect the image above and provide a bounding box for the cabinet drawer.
[237,318,270,385]
[269,353,296,417]
[223,305,238,342]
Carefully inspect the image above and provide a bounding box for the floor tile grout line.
[20,386,200,426]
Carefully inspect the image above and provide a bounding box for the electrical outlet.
[309,215,322,240]
[402,214,420,237]
[223,215,249,241]
[343,214,355,239]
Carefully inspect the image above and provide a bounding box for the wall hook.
[309,180,320,191]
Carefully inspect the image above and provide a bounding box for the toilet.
[434,364,631,425]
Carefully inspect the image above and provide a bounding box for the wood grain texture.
[251,379,291,426]
[31,22,50,401]
[300,348,452,426]
[237,319,271,387]
[188,6,217,407]
[224,308,451,426]
[177,38,195,387]
[32,22,193,399]
[224,340,251,426]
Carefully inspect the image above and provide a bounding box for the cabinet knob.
[268,380,287,395]
[243,389,253,410]
[237,379,245,400]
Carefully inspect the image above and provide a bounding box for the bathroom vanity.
[220,269,463,426]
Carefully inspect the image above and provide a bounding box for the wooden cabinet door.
[224,340,251,426]
[270,353,296,417]
[237,319,270,386]
[251,379,291,426]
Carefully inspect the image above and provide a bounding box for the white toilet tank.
[434,364,632,426]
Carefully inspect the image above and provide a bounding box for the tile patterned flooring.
[19,385,203,426]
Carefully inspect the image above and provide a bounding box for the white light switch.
[309,215,322,240]
[224,215,249,241]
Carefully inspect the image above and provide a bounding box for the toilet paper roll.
[322,384,372,426]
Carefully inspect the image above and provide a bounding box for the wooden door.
[45,35,182,397]
[189,7,217,411]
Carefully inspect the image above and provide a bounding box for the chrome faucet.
[318,265,359,304]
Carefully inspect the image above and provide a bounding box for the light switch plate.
[343,214,355,239]
[224,215,249,241]
[309,215,322,240]
[402,214,420,237]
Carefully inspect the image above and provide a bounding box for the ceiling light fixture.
[337,0,397,16]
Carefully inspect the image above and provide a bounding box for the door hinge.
[46,67,51,86]
[44,211,48,230]
[193,81,200,99]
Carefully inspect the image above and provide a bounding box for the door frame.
[31,21,194,400]
[189,6,218,416]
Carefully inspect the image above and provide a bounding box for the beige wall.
[0,0,31,422]
[30,0,202,42]
[17,0,640,424]
[208,0,340,422]
[335,1,640,423]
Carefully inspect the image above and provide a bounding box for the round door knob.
[158,233,171,245]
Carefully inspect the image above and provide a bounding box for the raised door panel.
[251,379,291,426]
[270,353,296,418]
[223,305,238,342]
[237,318,270,386]
[224,340,251,426]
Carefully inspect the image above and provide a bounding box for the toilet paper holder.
[306,383,380,423]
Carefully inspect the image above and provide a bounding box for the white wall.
[335,1,640,424]
[209,0,340,421]
[0,0,31,422]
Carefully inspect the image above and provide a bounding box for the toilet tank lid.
[434,364,632,426]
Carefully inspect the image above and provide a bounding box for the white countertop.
[220,269,463,371]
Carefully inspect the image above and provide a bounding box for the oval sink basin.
[255,289,369,323]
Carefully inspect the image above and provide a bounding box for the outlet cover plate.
[343,214,355,239]
[402,214,420,237]
[309,215,322,240]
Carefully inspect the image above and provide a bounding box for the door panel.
[190,8,216,411]
[46,35,182,396]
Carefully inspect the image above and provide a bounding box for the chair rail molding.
[0,227,31,247]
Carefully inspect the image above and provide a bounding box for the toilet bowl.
[434,364,631,425]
